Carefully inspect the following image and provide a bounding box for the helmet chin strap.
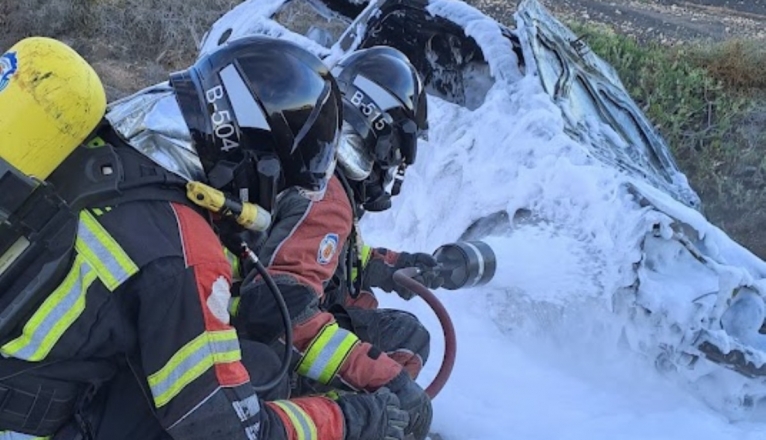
[390,163,407,196]
[354,162,408,212]
[361,179,392,212]
[363,194,392,211]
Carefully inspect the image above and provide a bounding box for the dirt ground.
[473,0,766,44]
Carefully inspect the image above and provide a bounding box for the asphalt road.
[547,0,766,43]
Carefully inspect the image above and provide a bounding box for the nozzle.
[432,240,496,290]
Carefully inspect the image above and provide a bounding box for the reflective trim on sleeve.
[1,210,140,361]
[1,255,96,361]
[147,329,242,408]
[271,400,318,440]
[295,322,360,385]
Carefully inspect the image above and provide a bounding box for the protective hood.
[105,83,205,182]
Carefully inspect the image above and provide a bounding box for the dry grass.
[687,39,766,91]
[1,0,243,99]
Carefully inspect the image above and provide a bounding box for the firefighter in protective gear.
[0,36,408,440]
[228,46,438,440]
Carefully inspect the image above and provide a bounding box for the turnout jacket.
[233,174,403,391]
[0,154,344,440]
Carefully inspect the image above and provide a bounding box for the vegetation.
[0,0,241,99]
[570,23,766,257]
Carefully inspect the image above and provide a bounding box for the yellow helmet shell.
[0,37,106,180]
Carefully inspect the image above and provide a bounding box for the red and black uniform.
[0,196,344,440]
[232,174,430,392]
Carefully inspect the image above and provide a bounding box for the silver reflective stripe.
[296,323,359,385]
[77,222,132,286]
[0,431,48,439]
[304,329,349,381]
[220,64,270,131]
[149,336,241,404]
[232,394,261,421]
[353,74,400,111]
[272,400,317,440]
[2,258,95,361]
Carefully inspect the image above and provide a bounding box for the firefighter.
[227,46,442,440]
[0,36,408,440]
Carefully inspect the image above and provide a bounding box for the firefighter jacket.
[232,174,404,392]
[0,157,344,440]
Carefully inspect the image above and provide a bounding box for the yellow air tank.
[0,37,106,180]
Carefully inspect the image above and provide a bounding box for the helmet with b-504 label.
[168,35,342,213]
[331,46,428,212]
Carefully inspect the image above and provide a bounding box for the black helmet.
[169,35,342,213]
[331,46,428,212]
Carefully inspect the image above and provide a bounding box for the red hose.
[393,267,456,399]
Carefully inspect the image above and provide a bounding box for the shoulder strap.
[49,126,192,210]
[0,127,196,338]
[335,171,364,298]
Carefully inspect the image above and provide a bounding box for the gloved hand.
[383,370,433,440]
[336,388,409,440]
[364,248,444,300]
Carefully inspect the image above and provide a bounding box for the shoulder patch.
[207,276,232,325]
[0,52,18,93]
[317,233,340,265]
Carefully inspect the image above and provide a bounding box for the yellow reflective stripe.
[296,323,359,384]
[351,244,373,282]
[360,244,373,267]
[0,255,96,361]
[76,211,139,291]
[0,431,50,439]
[229,296,241,317]
[148,329,241,408]
[271,400,318,440]
[223,247,242,281]
[0,211,137,362]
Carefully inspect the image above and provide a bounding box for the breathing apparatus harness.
[0,122,294,436]
[334,170,366,300]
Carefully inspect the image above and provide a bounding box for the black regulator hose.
[239,242,294,393]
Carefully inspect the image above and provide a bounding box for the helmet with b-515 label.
[331,45,428,212]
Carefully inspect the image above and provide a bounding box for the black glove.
[336,388,409,440]
[384,371,433,440]
[364,248,444,300]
